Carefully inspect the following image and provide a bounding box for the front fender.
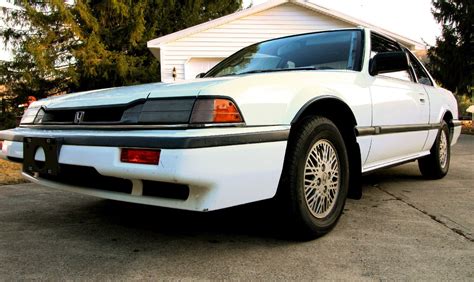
[199,71,372,127]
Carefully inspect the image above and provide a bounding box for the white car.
[0,28,461,239]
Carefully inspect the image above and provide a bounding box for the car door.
[405,50,443,151]
[365,33,430,169]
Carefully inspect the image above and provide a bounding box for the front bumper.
[0,126,289,211]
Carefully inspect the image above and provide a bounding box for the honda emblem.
[74,111,85,124]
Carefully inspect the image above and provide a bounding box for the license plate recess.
[23,137,62,176]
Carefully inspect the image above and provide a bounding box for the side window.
[407,51,433,86]
[370,34,400,55]
[371,33,413,82]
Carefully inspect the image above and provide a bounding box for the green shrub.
[0,112,17,130]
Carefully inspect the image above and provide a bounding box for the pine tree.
[428,0,473,96]
[0,0,242,111]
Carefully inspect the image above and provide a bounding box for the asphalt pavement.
[0,135,473,280]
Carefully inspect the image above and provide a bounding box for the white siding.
[160,3,352,82]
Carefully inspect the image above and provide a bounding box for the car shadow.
[3,162,430,247]
[85,197,292,242]
[361,162,426,186]
[69,162,427,240]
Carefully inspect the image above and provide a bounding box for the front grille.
[34,98,196,126]
[28,164,190,201]
[142,180,190,200]
[42,105,132,124]
[36,164,133,194]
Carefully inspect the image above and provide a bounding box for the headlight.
[121,97,244,126]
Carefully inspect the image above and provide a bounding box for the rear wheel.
[279,116,349,240]
[418,121,450,179]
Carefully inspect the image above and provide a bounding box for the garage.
[184,57,225,80]
[147,0,424,82]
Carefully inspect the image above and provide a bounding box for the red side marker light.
[120,149,161,165]
[0,140,3,151]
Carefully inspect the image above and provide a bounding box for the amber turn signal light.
[190,98,243,124]
[120,149,161,165]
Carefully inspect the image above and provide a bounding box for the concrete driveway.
[0,135,473,280]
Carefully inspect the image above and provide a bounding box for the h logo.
[74,111,85,124]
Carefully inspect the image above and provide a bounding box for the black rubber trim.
[291,96,347,124]
[0,129,289,149]
[7,157,23,163]
[18,123,246,130]
[41,98,147,111]
[356,123,441,136]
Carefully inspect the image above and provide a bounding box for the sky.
[242,0,441,46]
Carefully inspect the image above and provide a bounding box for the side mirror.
[369,51,409,76]
[195,73,206,79]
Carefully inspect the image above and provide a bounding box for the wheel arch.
[442,110,454,141]
[290,97,363,199]
[442,110,454,124]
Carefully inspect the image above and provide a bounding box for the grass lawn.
[0,159,26,185]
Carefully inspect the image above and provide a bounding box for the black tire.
[278,116,350,240]
[418,121,450,179]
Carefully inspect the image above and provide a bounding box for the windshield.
[205,30,363,78]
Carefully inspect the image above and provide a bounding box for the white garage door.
[184,57,224,80]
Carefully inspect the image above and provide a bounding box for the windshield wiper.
[235,66,323,76]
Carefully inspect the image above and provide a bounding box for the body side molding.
[356,123,442,136]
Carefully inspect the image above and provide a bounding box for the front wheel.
[278,116,350,240]
[418,121,450,179]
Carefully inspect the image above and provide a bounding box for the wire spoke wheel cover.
[439,130,448,168]
[303,139,340,219]
[418,121,450,180]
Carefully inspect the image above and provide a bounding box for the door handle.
[419,93,426,103]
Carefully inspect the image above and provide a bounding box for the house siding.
[160,3,352,82]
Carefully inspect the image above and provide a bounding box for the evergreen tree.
[0,0,242,106]
[428,0,473,96]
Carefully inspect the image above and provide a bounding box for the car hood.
[38,70,357,110]
[40,77,235,109]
